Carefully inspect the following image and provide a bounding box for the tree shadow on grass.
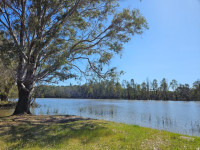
[0,115,112,149]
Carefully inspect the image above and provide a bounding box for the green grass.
[0,115,200,150]
[0,101,17,109]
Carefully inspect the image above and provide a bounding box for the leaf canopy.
[0,0,148,83]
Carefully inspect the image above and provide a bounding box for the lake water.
[1,98,200,136]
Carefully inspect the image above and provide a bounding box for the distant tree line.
[35,78,200,101]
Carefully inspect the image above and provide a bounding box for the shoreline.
[0,115,200,149]
[35,97,200,102]
[0,101,17,109]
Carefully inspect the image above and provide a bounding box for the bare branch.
[73,57,104,78]
[40,0,81,50]
[0,18,9,29]
[71,33,109,54]
[69,25,111,53]
[0,3,28,61]
[2,0,21,17]
[72,64,88,76]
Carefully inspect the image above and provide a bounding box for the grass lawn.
[0,115,200,150]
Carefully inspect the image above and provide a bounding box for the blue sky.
[110,0,200,85]
[60,0,200,86]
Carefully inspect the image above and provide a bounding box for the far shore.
[27,97,200,102]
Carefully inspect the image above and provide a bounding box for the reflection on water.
[1,98,200,136]
[79,105,115,118]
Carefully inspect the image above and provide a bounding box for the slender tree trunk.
[13,82,34,115]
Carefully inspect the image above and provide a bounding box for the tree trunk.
[13,82,34,115]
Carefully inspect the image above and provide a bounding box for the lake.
[1,98,200,136]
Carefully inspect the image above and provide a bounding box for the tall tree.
[141,81,147,99]
[146,78,150,100]
[192,80,200,100]
[115,81,123,98]
[176,84,191,101]
[160,78,168,100]
[0,0,147,114]
[130,78,136,99]
[151,79,158,100]
[170,79,178,100]
[126,81,132,99]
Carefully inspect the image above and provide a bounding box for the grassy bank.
[0,101,40,110]
[0,115,200,150]
[0,101,17,109]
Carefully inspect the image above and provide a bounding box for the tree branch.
[2,0,21,17]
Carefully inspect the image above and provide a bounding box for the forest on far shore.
[35,78,200,101]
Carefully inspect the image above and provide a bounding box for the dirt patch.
[141,137,169,150]
[180,136,195,141]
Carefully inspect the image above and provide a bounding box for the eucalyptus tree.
[0,0,147,114]
[130,78,136,99]
[192,80,200,100]
[141,81,147,99]
[115,81,123,99]
[176,84,191,101]
[151,79,158,99]
[126,81,132,99]
[146,78,150,99]
[160,78,168,100]
[170,79,178,100]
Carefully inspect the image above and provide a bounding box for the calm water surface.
[30,98,200,136]
[1,98,200,136]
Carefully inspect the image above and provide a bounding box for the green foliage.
[0,60,15,101]
[159,78,168,100]
[191,80,200,100]
[0,0,148,83]
[0,0,148,113]
[35,79,200,101]
[0,28,17,101]
[8,84,18,99]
